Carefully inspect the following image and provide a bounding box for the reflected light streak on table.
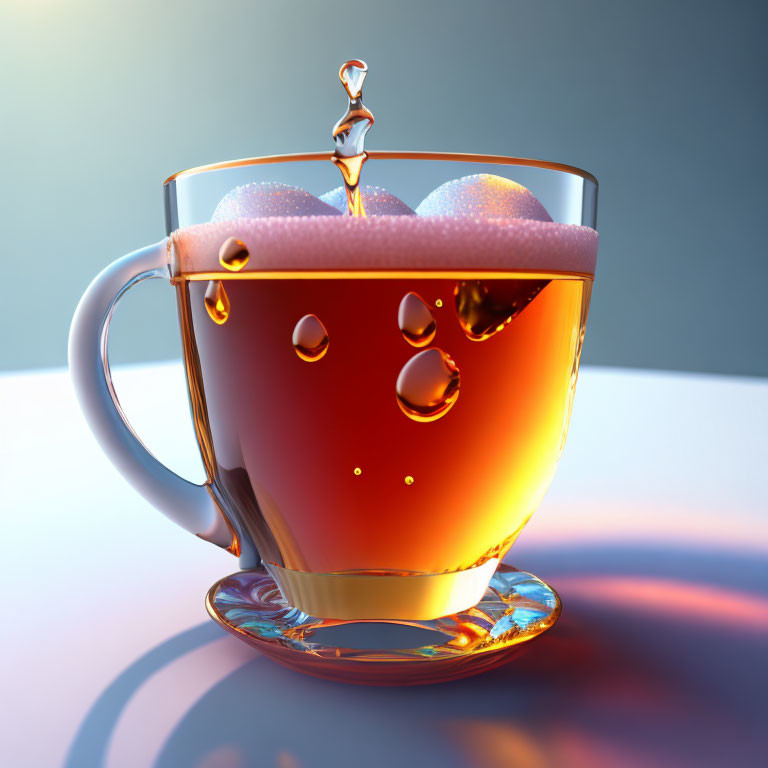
[1,363,766,767]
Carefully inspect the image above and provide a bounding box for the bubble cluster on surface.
[211,182,341,222]
[320,185,414,216]
[415,174,552,221]
[187,172,597,275]
[210,173,555,226]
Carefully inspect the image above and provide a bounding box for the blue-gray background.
[1,0,765,375]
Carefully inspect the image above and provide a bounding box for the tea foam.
[174,216,597,276]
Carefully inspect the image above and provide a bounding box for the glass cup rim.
[162,150,597,187]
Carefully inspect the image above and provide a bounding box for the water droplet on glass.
[218,237,250,271]
[293,314,329,362]
[454,279,549,341]
[354,467,362,476]
[204,280,230,325]
[404,475,415,486]
[398,292,437,347]
[396,348,460,422]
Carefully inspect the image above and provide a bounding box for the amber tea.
[171,212,595,609]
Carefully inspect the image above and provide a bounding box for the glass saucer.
[205,563,561,686]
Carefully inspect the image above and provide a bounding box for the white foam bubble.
[211,182,340,221]
[416,174,553,222]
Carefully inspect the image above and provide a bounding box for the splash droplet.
[454,279,549,341]
[332,60,374,217]
[435,299,443,308]
[404,475,414,486]
[398,292,436,347]
[339,60,367,99]
[204,280,230,325]
[293,314,329,362]
[354,467,362,476]
[396,348,460,422]
[218,237,250,271]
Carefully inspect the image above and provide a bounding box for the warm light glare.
[565,576,768,631]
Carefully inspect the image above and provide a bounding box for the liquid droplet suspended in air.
[398,292,437,347]
[331,59,374,217]
[396,348,460,422]
[218,237,250,271]
[340,61,367,99]
[354,467,362,476]
[454,279,550,341]
[204,280,230,325]
[404,475,415,486]
[293,314,329,362]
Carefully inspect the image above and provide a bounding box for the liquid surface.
[174,225,592,574]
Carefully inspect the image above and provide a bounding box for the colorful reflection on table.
[63,534,767,768]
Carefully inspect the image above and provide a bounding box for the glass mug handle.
[68,240,235,553]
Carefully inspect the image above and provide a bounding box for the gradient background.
[2,4,767,765]
[0,0,766,375]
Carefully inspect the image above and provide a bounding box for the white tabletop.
[2,363,766,768]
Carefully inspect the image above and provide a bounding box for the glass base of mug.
[263,559,501,621]
[205,563,561,686]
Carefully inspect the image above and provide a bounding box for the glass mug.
[69,152,597,621]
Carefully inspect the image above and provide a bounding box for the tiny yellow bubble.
[354,467,362,476]
[435,299,443,308]
[404,475,414,485]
